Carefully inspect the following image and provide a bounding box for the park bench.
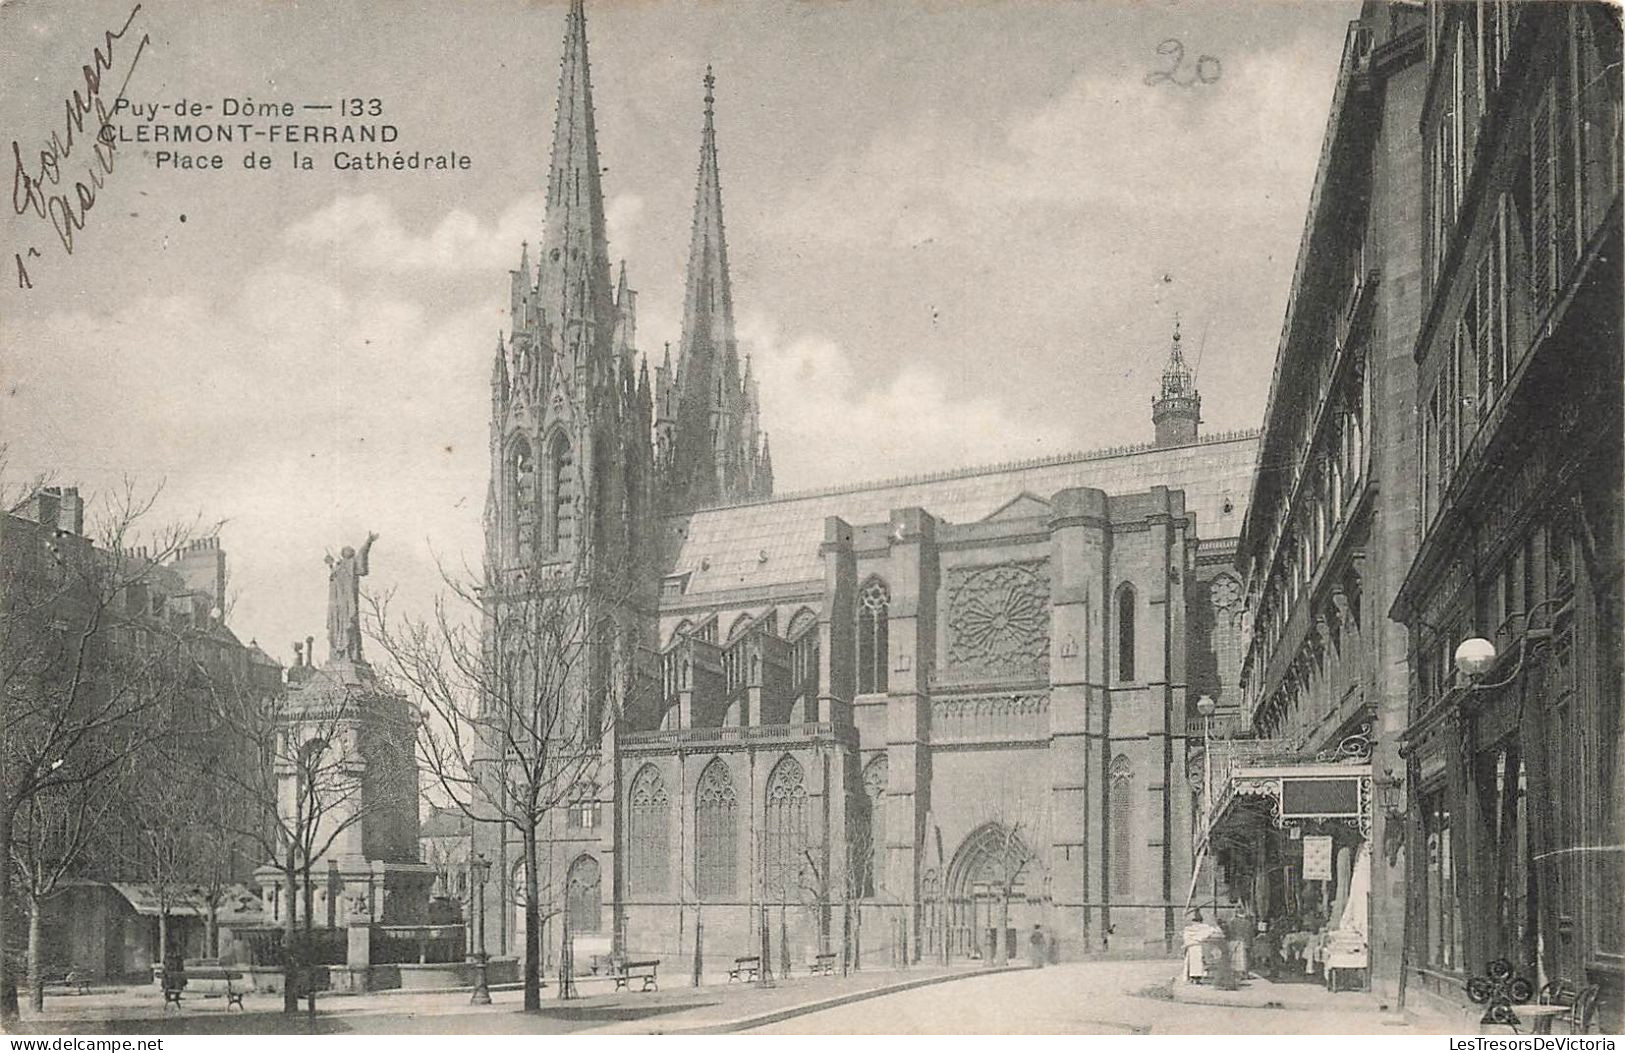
[165,967,247,1010]
[43,972,91,996]
[613,959,660,992]
[806,952,837,976]
[728,955,761,983]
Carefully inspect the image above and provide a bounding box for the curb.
[651,965,1021,1034]
[1159,978,1391,1016]
[22,968,1018,1033]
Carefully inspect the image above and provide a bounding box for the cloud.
[8,255,498,665]
[741,311,1072,490]
[284,193,544,274]
[281,190,650,280]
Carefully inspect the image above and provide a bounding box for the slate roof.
[661,430,1259,599]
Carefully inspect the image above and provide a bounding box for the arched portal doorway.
[942,823,1040,961]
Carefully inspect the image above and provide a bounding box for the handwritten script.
[11,5,151,289]
[1144,39,1221,89]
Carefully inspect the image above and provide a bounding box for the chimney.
[28,489,61,532]
[58,487,83,535]
[306,635,315,668]
[174,534,227,616]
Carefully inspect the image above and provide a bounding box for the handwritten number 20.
[1144,39,1221,88]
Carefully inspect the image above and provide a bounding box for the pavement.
[5,957,1480,1035]
[4,961,1007,1036]
[748,959,1472,1034]
[1159,969,1472,1032]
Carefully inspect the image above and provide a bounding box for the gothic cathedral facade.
[480,0,1259,971]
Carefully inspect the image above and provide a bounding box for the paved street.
[8,964,993,1035]
[747,960,1467,1035]
[6,959,1479,1035]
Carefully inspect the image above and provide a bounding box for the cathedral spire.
[1152,317,1201,447]
[668,65,759,510]
[536,0,614,352]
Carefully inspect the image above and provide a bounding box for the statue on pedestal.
[326,532,378,664]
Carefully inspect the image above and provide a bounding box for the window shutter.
[1495,201,1510,388]
[1529,79,1556,325]
[1556,14,1580,288]
[1477,262,1493,412]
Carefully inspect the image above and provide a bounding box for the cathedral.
[479,0,1259,972]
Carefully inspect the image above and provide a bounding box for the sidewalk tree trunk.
[282,845,298,1015]
[525,825,542,1007]
[25,898,43,1014]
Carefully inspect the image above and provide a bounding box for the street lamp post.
[469,852,492,1005]
[1196,695,1218,909]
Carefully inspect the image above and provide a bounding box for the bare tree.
[980,798,1048,967]
[116,768,195,974]
[370,560,643,1012]
[798,823,870,975]
[114,743,250,970]
[0,476,218,1022]
[8,776,122,1012]
[194,666,412,1016]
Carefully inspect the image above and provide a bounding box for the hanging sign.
[1302,835,1334,881]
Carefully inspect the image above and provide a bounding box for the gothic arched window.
[862,755,888,896]
[1210,573,1244,697]
[695,759,737,899]
[629,765,669,895]
[1110,754,1134,897]
[1116,584,1137,682]
[566,854,602,933]
[857,578,890,695]
[788,608,820,697]
[764,756,809,899]
[549,432,576,555]
[566,781,599,830]
[508,437,535,563]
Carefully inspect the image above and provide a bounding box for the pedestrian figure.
[1028,924,1046,968]
[1182,909,1222,984]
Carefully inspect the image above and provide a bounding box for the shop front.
[1195,760,1373,991]
[1404,586,1622,1027]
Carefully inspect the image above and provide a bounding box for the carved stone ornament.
[1211,575,1242,611]
[944,562,1051,679]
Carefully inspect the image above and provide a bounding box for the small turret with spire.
[1152,316,1201,447]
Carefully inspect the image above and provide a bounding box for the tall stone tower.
[486,0,653,582]
[1152,320,1201,447]
[482,0,655,960]
[656,69,771,511]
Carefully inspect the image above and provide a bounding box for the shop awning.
[1210,760,1371,836]
[108,882,265,921]
[1188,759,1372,910]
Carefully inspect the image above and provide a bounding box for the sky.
[1,0,1359,665]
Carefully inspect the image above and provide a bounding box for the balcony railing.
[622,721,851,751]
